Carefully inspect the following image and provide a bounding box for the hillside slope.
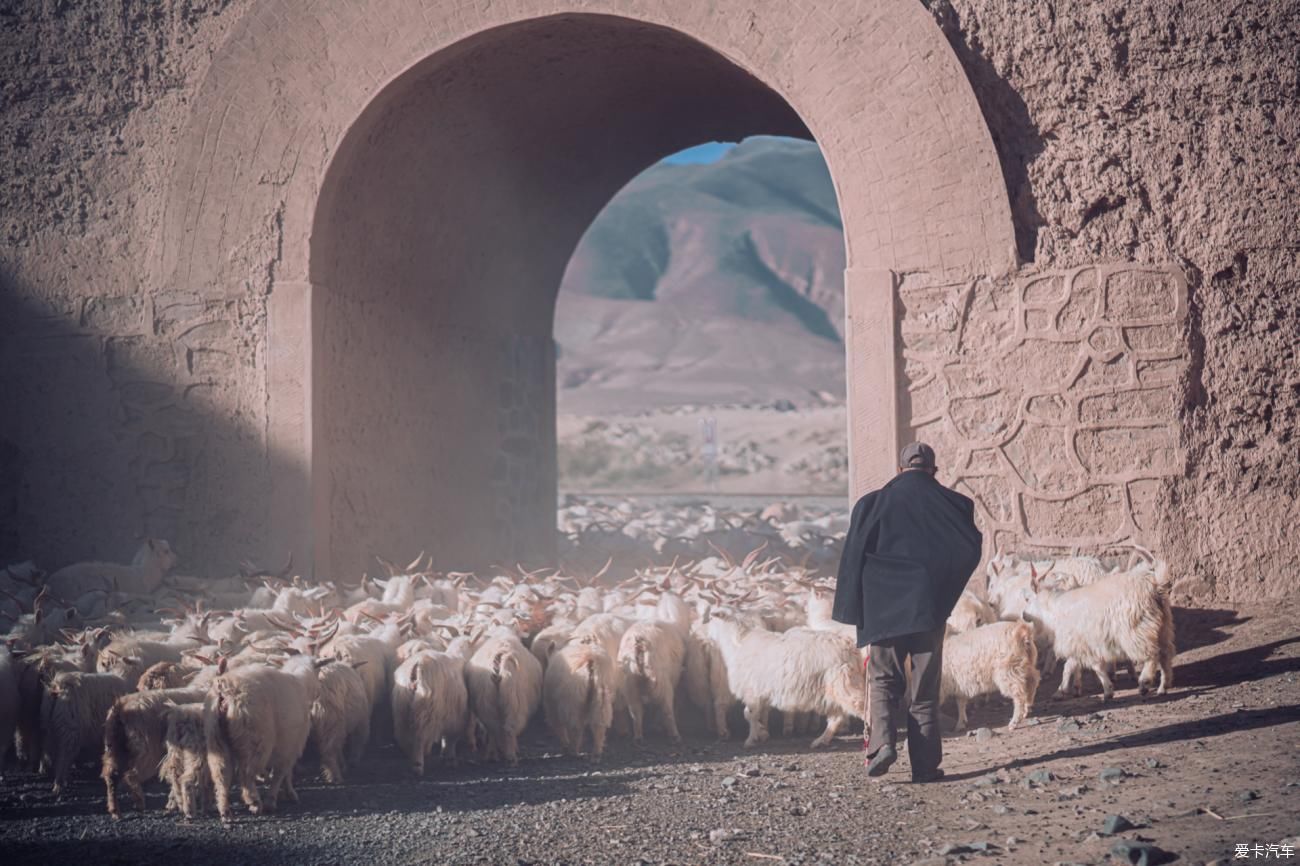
[555,136,846,413]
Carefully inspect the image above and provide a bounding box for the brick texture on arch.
[153,0,1018,576]
[159,0,1017,292]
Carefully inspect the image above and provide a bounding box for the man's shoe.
[866,745,897,777]
[911,768,945,783]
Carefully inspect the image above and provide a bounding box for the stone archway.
[159,1,1015,576]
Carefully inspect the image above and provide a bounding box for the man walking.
[831,442,982,783]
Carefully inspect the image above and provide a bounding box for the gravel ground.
[2,601,1297,866]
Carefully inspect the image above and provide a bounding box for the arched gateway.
[159,1,1016,577]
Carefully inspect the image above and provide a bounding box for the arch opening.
[553,134,849,498]
[309,14,826,577]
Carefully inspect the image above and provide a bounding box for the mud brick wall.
[0,0,1295,601]
[899,264,1187,585]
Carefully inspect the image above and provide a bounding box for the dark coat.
[831,470,983,647]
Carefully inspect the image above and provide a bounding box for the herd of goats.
[0,499,1177,822]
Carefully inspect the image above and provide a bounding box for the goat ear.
[217,657,229,675]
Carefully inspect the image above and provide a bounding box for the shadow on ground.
[942,702,1300,783]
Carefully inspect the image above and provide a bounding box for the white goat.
[707,611,864,749]
[137,661,192,691]
[530,620,574,671]
[14,645,82,771]
[466,630,543,765]
[1021,564,1175,700]
[682,623,733,739]
[323,621,401,723]
[160,702,211,819]
[947,588,999,635]
[940,621,1039,731]
[543,640,616,760]
[396,636,447,665]
[97,635,186,688]
[570,612,631,736]
[616,595,690,745]
[40,670,131,795]
[310,660,371,784]
[45,538,179,599]
[204,657,319,818]
[804,587,857,643]
[390,638,472,776]
[101,686,207,816]
[570,613,629,661]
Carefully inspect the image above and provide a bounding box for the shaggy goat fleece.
[391,644,470,776]
[309,660,371,784]
[160,702,211,819]
[204,659,318,819]
[466,633,542,766]
[707,616,865,749]
[543,641,616,759]
[40,671,130,795]
[939,621,1039,731]
[102,685,206,816]
[682,623,733,739]
[617,620,687,745]
[1023,564,1176,700]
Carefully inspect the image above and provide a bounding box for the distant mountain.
[555,136,846,414]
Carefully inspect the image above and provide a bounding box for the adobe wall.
[898,264,1188,584]
[0,0,1294,601]
[931,0,1299,601]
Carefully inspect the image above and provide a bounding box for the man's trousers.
[866,626,946,776]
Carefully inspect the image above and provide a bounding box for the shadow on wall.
[926,0,1045,264]
[0,264,301,578]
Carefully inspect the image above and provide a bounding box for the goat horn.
[265,613,299,633]
[740,541,769,571]
[706,540,737,570]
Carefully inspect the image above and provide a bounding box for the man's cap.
[899,441,937,470]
